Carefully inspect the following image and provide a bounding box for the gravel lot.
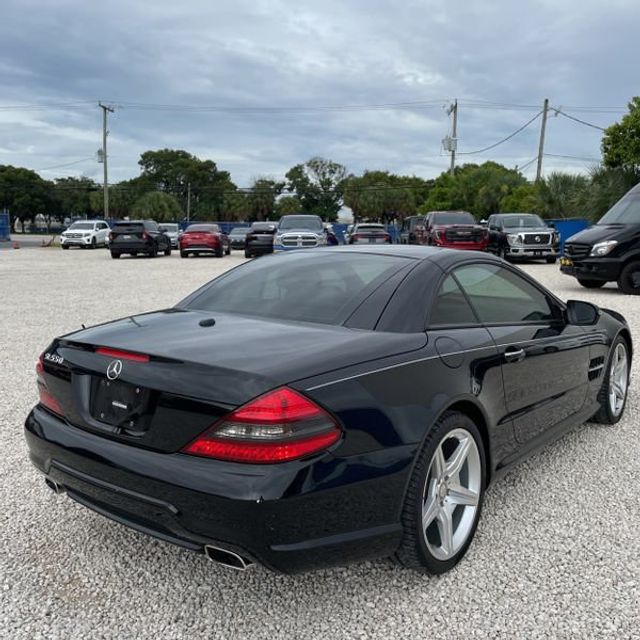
[1,247,639,639]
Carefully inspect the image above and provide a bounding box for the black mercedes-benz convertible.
[25,246,631,574]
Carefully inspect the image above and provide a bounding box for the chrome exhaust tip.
[45,478,65,494]
[204,544,253,571]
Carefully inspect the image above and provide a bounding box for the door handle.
[504,346,525,362]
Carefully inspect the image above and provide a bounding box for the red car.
[179,223,231,258]
[424,211,489,251]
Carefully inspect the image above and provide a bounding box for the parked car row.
[399,211,560,263]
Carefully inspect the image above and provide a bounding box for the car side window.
[429,275,478,327]
[145,221,159,232]
[453,263,555,324]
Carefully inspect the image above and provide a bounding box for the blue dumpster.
[546,217,590,253]
[0,211,10,242]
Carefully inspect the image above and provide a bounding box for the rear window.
[183,253,412,325]
[113,222,144,232]
[356,224,385,231]
[185,224,220,233]
[159,224,179,232]
[432,212,475,225]
[230,227,249,234]
[251,222,277,232]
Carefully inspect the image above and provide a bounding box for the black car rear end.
[245,222,277,258]
[109,220,170,258]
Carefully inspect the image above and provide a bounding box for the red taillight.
[109,232,114,241]
[351,234,362,241]
[383,233,391,242]
[36,355,64,417]
[95,347,150,362]
[182,387,342,463]
[141,231,150,241]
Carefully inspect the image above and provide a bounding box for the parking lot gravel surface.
[1,247,638,639]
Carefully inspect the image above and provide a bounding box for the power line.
[35,157,95,171]
[544,153,601,162]
[458,110,543,155]
[553,109,606,131]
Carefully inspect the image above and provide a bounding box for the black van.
[561,183,640,294]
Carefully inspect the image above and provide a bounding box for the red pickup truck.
[424,211,489,251]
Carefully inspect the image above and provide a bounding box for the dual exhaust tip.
[44,478,253,571]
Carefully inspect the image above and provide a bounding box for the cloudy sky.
[0,0,636,186]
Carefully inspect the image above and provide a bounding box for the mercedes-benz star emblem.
[106,359,123,381]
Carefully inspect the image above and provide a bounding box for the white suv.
[60,220,110,249]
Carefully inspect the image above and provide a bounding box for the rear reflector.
[182,387,342,463]
[95,347,150,363]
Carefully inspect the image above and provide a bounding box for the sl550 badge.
[44,353,64,365]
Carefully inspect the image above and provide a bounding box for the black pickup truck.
[561,183,640,294]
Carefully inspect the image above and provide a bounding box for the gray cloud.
[0,0,636,185]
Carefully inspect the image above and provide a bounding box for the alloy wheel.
[608,343,628,417]
[422,428,481,561]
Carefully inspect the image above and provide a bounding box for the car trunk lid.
[40,310,426,452]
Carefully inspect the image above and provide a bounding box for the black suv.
[486,213,559,263]
[561,183,640,294]
[244,221,277,258]
[109,220,172,259]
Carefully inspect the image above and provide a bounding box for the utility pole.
[448,99,458,176]
[186,183,191,222]
[99,103,115,220]
[535,98,549,182]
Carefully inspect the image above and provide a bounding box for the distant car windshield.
[432,212,475,225]
[598,191,640,224]
[159,224,178,232]
[501,214,546,228]
[186,224,219,233]
[230,227,249,235]
[69,222,94,230]
[279,216,323,232]
[182,253,411,325]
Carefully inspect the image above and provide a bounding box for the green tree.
[54,177,98,217]
[343,171,424,221]
[574,166,640,221]
[286,157,347,221]
[536,172,589,218]
[137,149,235,215]
[275,195,302,216]
[0,165,55,231]
[221,191,249,221]
[131,191,183,221]
[499,183,541,214]
[248,178,283,220]
[602,97,640,169]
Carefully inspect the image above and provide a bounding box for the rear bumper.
[180,243,219,253]
[111,241,152,253]
[24,406,408,573]
[560,258,620,281]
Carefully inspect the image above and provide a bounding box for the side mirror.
[566,300,600,326]
[480,219,488,226]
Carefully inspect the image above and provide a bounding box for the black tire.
[216,246,224,258]
[394,411,486,574]
[180,250,188,258]
[90,237,96,249]
[497,246,509,261]
[62,245,69,250]
[545,256,557,264]
[592,336,630,424]
[148,243,157,258]
[110,251,120,259]
[164,246,171,256]
[225,244,231,255]
[577,278,606,289]
[617,260,640,295]
[244,249,252,259]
